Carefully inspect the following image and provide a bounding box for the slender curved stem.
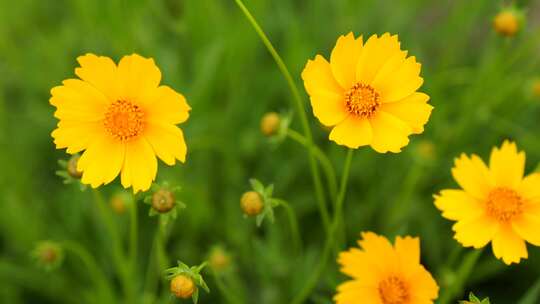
[287,129,338,199]
[233,0,330,232]
[291,149,354,304]
[62,241,115,302]
[438,249,483,304]
[279,200,303,254]
[143,218,170,301]
[92,189,134,304]
[214,273,244,304]
[129,194,138,276]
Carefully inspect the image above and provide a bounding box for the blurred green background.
[1,0,540,303]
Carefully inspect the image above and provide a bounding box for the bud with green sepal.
[260,110,292,144]
[31,241,64,271]
[144,181,186,226]
[460,292,490,304]
[56,154,86,191]
[243,178,290,227]
[165,261,210,304]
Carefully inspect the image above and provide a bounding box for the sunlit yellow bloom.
[50,54,191,193]
[434,141,540,264]
[493,10,521,37]
[335,232,438,304]
[302,33,432,152]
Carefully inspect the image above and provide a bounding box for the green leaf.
[192,289,199,304]
[518,276,540,304]
[264,184,274,197]
[249,178,265,194]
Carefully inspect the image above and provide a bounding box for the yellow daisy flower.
[51,54,191,193]
[336,232,439,304]
[435,141,540,264]
[301,33,432,152]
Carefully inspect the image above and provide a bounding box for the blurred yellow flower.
[50,54,191,193]
[435,141,540,264]
[302,33,432,152]
[493,10,521,37]
[335,232,439,304]
[531,79,540,98]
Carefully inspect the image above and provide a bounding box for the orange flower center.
[486,187,524,222]
[345,83,380,118]
[378,276,409,304]
[104,100,145,141]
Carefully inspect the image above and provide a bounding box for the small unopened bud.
[67,155,83,178]
[260,112,280,136]
[209,247,231,272]
[531,79,540,98]
[110,193,127,214]
[170,274,196,299]
[152,189,175,213]
[417,140,435,161]
[493,10,521,37]
[240,191,264,216]
[32,241,63,270]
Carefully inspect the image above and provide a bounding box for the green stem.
[291,149,354,304]
[233,0,330,233]
[279,200,303,254]
[214,273,244,304]
[62,241,115,303]
[287,129,338,199]
[92,189,134,304]
[438,249,483,304]
[129,194,138,277]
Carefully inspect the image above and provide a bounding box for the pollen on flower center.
[378,276,409,304]
[486,187,524,222]
[104,100,145,141]
[345,83,381,118]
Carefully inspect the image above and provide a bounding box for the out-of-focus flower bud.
[260,112,280,136]
[240,191,264,216]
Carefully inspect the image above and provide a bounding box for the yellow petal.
[356,33,401,85]
[75,54,120,100]
[395,236,420,274]
[329,116,372,148]
[309,90,348,126]
[372,56,423,103]
[370,50,408,88]
[144,122,187,166]
[52,121,104,154]
[330,32,363,89]
[368,111,412,153]
[451,153,493,200]
[120,138,157,193]
[117,54,162,101]
[491,225,528,265]
[512,214,540,246]
[140,86,191,125]
[77,135,125,188]
[338,248,382,286]
[358,232,398,274]
[518,173,540,202]
[334,280,380,304]
[433,189,483,221]
[489,140,525,188]
[50,79,108,122]
[379,92,432,134]
[452,214,498,248]
[407,266,439,301]
[301,55,344,96]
